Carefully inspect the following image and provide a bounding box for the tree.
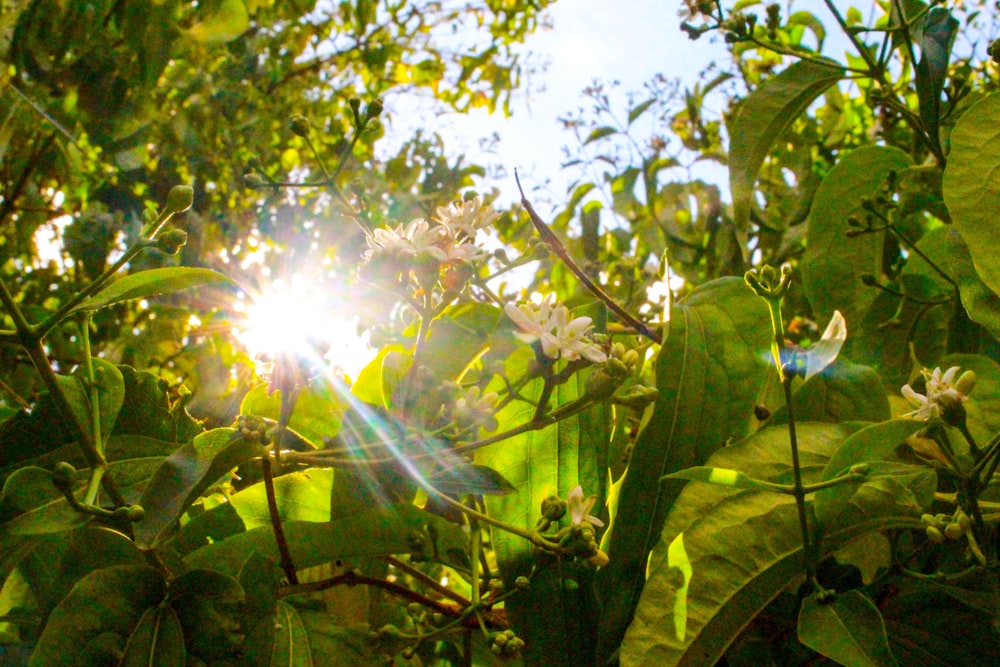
[3,1,1000,665]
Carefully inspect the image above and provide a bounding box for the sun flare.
[235,280,372,378]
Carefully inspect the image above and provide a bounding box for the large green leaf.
[596,278,772,661]
[0,466,90,538]
[29,565,166,667]
[120,605,186,667]
[798,589,897,666]
[943,93,1000,297]
[241,379,347,448]
[914,7,958,158]
[134,428,265,548]
[183,504,462,578]
[766,357,889,426]
[906,226,1000,341]
[803,146,914,328]
[475,344,609,667]
[729,59,843,239]
[618,422,924,666]
[242,601,378,667]
[73,267,234,314]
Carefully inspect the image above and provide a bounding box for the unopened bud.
[365,98,384,119]
[956,370,977,396]
[289,114,311,138]
[155,228,188,255]
[540,495,567,522]
[51,462,77,490]
[944,522,965,540]
[926,526,946,543]
[165,185,194,215]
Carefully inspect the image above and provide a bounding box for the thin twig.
[515,172,661,345]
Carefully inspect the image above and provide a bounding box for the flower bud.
[944,522,964,540]
[365,98,384,119]
[848,463,870,476]
[125,504,145,523]
[926,526,946,543]
[289,114,311,138]
[540,495,567,522]
[165,185,194,215]
[51,462,77,490]
[515,576,530,590]
[155,228,188,255]
[956,370,977,397]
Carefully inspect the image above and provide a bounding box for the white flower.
[901,366,969,421]
[367,218,448,261]
[435,195,499,238]
[453,387,499,433]
[504,295,607,363]
[547,307,607,363]
[567,485,604,528]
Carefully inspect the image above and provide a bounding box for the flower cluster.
[505,295,607,363]
[452,386,499,433]
[901,366,976,421]
[434,194,499,239]
[364,196,497,270]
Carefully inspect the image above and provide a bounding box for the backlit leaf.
[73,268,234,314]
[135,428,265,548]
[729,59,843,242]
[596,278,772,661]
[943,93,1000,297]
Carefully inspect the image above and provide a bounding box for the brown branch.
[277,570,459,617]
[262,455,299,584]
[514,172,662,345]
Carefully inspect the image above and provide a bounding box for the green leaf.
[767,357,890,426]
[135,428,265,548]
[0,467,90,538]
[821,419,926,482]
[43,526,145,616]
[628,99,656,125]
[907,226,1000,341]
[229,468,336,529]
[943,93,1000,297]
[73,267,234,314]
[271,601,315,664]
[184,505,461,578]
[585,126,618,144]
[241,379,346,448]
[475,344,609,667]
[802,146,914,326]
[597,278,773,663]
[914,7,957,158]
[661,466,775,492]
[729,59,843,241]
[814,461,936,534]
[882,574,1000,663]
[120,605,186,667]
[351,344,408,407]
[113,366,203,443]
[618,422,919,666]
[798,590,898,666]
[427,463,516,496]
[29,565,166,667]
[184,0,250,44]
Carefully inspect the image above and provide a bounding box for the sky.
[417,0,732,210]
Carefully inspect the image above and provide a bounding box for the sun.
[234,279,372,378]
